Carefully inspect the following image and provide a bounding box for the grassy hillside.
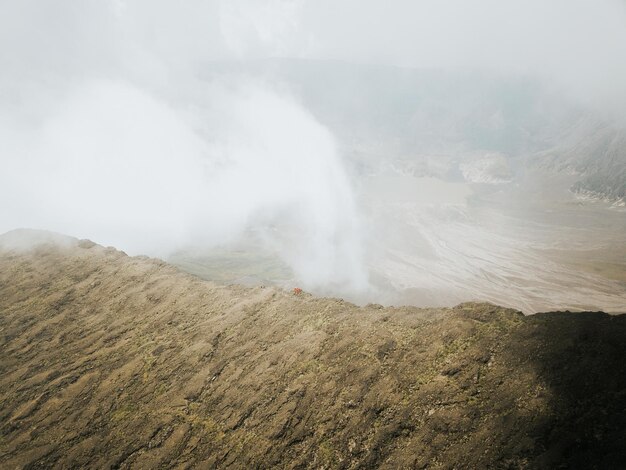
[1,230,625,468]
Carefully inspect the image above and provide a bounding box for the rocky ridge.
[1,230,625,468]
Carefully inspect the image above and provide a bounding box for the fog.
[1,1,625,311]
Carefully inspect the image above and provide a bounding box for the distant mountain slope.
[534,118,626,203]
[203,59,576,159]
[203,59,626,201]
[1,230,625,468]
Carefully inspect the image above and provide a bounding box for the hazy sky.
[225,0,626,112]
[2,0,626,107]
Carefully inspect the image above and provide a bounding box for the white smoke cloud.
[0,0,371,292]
[0,76,367,291]
[199,81,367,290]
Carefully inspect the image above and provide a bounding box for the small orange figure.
[293,287,303,295]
